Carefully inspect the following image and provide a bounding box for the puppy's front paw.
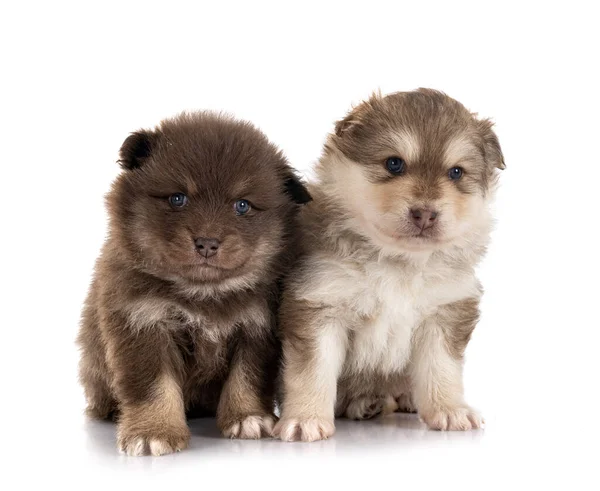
[117,424,190,456]
[220,414,277,439]
[420,405,483,431]
[273,417,335,442]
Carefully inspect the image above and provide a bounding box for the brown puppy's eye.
[448,167,464,180]
[385,157,406,175]
[168,193,188,208]
[234,199,251,215]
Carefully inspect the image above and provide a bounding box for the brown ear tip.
[119,130,156,170]
[284,176,312,204]
[497,161,507,170]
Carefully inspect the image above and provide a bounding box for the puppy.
[78,112,311,455]
[274,89,504,442]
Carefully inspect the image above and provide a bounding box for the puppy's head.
[322,89,504,254]
[108,112,311,288]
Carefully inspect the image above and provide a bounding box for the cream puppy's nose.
[410,209,438,230]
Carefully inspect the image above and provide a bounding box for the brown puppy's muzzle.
[194,237,221,258]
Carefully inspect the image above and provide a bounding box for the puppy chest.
[345,298,421,375]
[178,299,269,351]
[173,298,269,338]
[344,271,425,375]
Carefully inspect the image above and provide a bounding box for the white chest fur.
[344,260,425,374]
[298,252,480,376]
[123,296,268,343]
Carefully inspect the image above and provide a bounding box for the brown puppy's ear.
[284,173,312,204]
[478,119,506,170]
[118,130,158,170]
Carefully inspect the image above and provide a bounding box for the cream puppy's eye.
[448,167,464,180]
[234,199,251,215]
[385,157,406,175]
[168,193,188,207]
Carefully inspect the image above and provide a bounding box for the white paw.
[118,436,187,456]
[221,414,277,439]
[345,396,384,420]
[273,417,335,442]
[420,405,483,431]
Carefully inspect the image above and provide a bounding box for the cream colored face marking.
[389,129,420,163]
[443,134,480,166]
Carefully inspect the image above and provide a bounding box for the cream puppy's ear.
[334,91,382,137]
[477,118,505,170]
[334,90,383,138]
[334,111,362,137]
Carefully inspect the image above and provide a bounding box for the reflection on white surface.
[12,405,596,490]
[82,412,485,463]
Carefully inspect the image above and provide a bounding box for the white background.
[1,1,599,489]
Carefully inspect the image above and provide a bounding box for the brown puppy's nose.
[195,237,220,258]
[410,209,438,230]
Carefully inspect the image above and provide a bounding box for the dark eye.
[234,199,251,215]
[448,167,464,180]
[385,157,406,175]
[168,193,188,207]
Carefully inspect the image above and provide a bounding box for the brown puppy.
[78,112,311,456]
[274,89,504,441]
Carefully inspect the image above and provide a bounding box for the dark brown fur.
[78,112,310,455]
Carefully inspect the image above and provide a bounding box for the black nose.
[410,208,438,230]
[194,237,220,258]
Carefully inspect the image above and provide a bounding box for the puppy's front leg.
[105,314,189,456]
[217,331,278,439]
[274,312,347,442]
[410,298,483,431]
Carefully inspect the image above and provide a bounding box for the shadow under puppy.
[78,112,311,456]
[274,89,504,442]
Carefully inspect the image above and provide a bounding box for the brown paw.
[420,405,483,431]
[273,417,335,442]
[220,414,277,439]
[117,424,190,456]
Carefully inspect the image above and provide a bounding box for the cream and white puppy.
[273,89,504,442]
